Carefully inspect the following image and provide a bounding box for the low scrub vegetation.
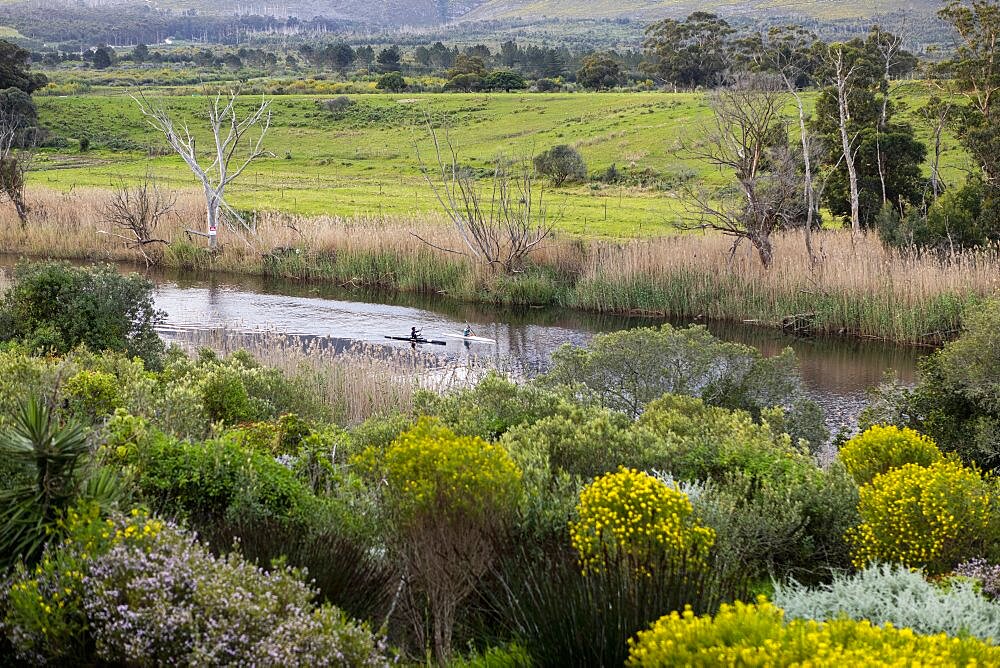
[3,263,1000,663]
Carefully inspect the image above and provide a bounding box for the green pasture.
[32,88,967,237]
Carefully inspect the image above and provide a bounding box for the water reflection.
[0,256,927,407]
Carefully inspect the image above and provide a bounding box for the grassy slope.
[32,88,966,238]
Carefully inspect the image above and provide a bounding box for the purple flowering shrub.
[2,504,392,666]
[956,559,1000,600]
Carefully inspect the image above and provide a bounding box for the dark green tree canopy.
[0,40,46,94]
[642,12,736,88]
[576,53,626,90]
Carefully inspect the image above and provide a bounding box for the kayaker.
[463,324,475,337]
[410,326,422,341]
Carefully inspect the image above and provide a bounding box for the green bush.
[637,394,806,483]
[682,464,858,582]
[63,370,123,419]
[501,403,640,481]
[0,262,164,368]
[861,299,1000,470]
[533,144,587,186]
[105,412,326,527]
[838,425,943,485]
[542,324,827,448]
[414,372,566,441]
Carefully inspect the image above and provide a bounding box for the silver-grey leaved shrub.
[774,563,1000,642]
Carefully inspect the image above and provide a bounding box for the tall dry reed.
[164,328,485,424]
[3,187,999,343]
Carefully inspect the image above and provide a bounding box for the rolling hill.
[18,0,939,24]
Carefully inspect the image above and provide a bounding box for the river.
[0,257,928,433]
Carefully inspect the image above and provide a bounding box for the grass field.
[31,88,968,238]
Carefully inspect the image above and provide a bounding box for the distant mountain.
[101,0,941,24]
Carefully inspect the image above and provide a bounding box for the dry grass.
[3,187,999,343]
[165,328,488,424]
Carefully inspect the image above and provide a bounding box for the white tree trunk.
[834,50,861,235]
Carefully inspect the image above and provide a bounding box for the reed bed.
[163,328,486,424]
[3,187,999,344]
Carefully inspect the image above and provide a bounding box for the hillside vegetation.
[30,89,965,237]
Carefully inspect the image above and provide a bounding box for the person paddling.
[410,326,423,341]
[463,324,475,337]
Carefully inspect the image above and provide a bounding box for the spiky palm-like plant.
[0,398,91,571]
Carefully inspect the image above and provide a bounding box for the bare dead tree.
[871,26,908,206]
[131,88,271,250]
[828,44,862,236]
[920,95,954,200]
[677,74,802,268]
[98,176,176,267]
[416,123,554,274]
[758,27,822,266]
[0,108,33,227]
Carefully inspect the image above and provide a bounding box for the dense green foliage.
[863,299,1000,470]
[0,262,164,368]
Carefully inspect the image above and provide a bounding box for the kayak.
[384,336,447,346]
[440,332,497,344]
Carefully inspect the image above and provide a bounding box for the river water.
[0,258,928,432]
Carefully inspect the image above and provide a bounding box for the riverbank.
[3,187,998,345]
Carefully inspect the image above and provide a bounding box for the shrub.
[0,399,100,571]
[414,372,566,441]
[2,505,391,666]
[381,418,522,662]
[0,262,164,368]
[501,403,640,481]
[492,542,746,668]
[542,324,826,448]
[774,563,1000,642]
[533,144,587,186]
[626,598,1000,666]
[956,558,1000,601]
[679,464,858,582]
[104,412,334,532]
[570,468,714,574]
[637,394,805,483]
[376,72,406,92]
[838,425,942,485]
[862,299,1000,471]
[63,370,123,419]
[847,460,992,573]
[199,365,254,424]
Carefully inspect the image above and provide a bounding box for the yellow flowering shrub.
[381,417,523,661]
[569,468,715,573]
[839,425,942,486]
[383,417,523,523]
[846,460,991,573]
[627,597,1000,666]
